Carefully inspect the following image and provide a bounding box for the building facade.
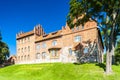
[16,21,103,64]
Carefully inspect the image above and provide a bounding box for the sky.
[0,0,69,55]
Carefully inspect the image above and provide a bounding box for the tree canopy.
[0,32,10,64]
[67,0,120,74]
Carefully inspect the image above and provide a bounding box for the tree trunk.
[106,49,110,74]
[112,44,115,64]
[106,49,112,74]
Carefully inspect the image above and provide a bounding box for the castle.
[16,21,103,64]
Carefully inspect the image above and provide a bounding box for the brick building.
[16,21,103,64]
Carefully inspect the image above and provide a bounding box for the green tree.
[115,41,120,65]
[0,32,10,64]
[67,0,120,74]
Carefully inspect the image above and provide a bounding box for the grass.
[0,63,120,80]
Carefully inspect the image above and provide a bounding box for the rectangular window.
[28,37,30,42]
[24,47,26,52]
[82,25,84,29]
[51,50,58,57]
[21,39,23,44]
[21,48,23,53]
[69,48,72,55]
[74,36,81,42]
[24,38,26,43]
[28,46,30,52]
[84,47,88,53]
[18,49,20,53]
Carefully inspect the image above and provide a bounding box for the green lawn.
[0,63,120,80]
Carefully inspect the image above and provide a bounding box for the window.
[27,55,30,60]
[28,46,30,52]
[23,39,24,43]
[51,50,58,57]
[84,47,88,53]
[17,40,20,44]
[76,26,79,30]
[18,48,20,53]
[72,28,74,31]
[24,47,26,52]
[28,37,30,42]
[21,39,23,44]
[74,35,81,42]
[21,48,23,53]
[36,44,40,50]
[24,55,26,60]
[42,52,46,59]
[52,40,57,46]
[36,53,40,59]
[24,38,26,43]
[42,42,46,48]
[18,56,20,61]
[69,48,72,55]
[82,25,84,29]
[21,56,23,61]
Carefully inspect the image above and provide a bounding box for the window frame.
[74,35,81,42]
[52,40,57,46]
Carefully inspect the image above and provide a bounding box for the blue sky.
[0,0,69,55]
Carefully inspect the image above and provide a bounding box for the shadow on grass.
[95,63,106,71]
[73,62,92,65]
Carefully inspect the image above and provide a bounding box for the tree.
[67,0,120,74]
[0,31,10,64]
[115,40,120,65]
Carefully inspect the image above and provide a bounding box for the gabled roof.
[35,30,62,42]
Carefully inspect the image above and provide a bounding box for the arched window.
[36,44,40,50]
[52,40,57,46]
[36,53,40,59]
[42,42,46,48]
[42,52,46,59]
